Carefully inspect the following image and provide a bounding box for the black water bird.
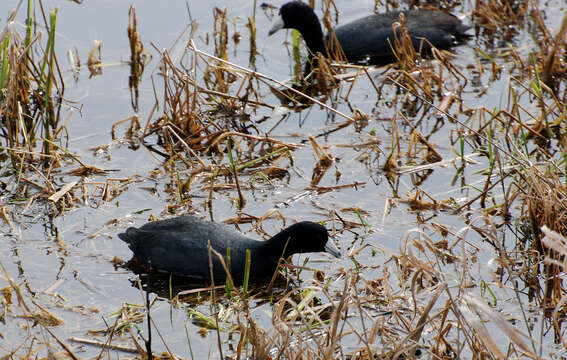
[118,215,341,284]
[268,1,469,64]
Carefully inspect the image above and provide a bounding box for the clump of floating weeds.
[0,1,106,219]
[132,10,357,213]
[0,1,63,167]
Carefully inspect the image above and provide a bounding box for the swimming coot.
[268,1,469,64]
[118,215,341,284]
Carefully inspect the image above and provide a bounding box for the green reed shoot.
[480,280,497,306]
[292,29,301,82]
[243,249,251,294]
[0,33,9,94]
[236,146,289,171]
[225,247,232,295]
[248,0,257,67]
[25,0,33,48]
[40,8,58,156]
[226,137,235,169]
[250,172,272,187]
[529,53,542,97]
[355,209,369,230]
[459,133,465,161]
[169,273,173,300]
[252,0,256,22]
[40,9,57,85]
[185,324,195,360]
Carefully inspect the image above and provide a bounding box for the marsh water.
[1,0,566,358]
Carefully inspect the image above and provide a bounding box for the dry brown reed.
[0,1,102,219]
[473,0,529,42]
[127,5,149,113]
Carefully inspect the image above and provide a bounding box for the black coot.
[118,215,341,284]
[268,1,469,64]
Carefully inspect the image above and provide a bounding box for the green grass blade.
[243,249,251,294]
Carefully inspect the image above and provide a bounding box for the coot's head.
[278,221,341,258]
[269,2,318,35]
[268,2,325,55]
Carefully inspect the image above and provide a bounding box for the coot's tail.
[455,23,472,40]
[118,228,141,250]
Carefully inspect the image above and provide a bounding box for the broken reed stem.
[163,125,207,167]
[386,75,545,177]
[207,240,225,360]
[226,136,245,208]
[128,4,146,113]
[205,131,299,153]
[161,49,274,109]
[145,286,153,360]
[0,261,78,359]
[69,337,138,353]
[541,11,567,86]
[267,236,292,292]
[237,146,289,171]
[187,41,354,122]
[324,274,349,358]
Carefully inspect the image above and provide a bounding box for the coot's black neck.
[264,224,311,260]
[300,17,326,57]
[263,227,293,260]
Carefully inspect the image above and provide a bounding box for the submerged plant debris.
[1,0,567,358]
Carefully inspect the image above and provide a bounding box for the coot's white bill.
[325,239,341,258]
[269,16,285,36]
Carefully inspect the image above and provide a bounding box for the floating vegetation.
[0,1,84,220]
[0,2,62,162]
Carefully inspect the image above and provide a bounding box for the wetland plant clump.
[0,2,95,219]
[1,4,63,164]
